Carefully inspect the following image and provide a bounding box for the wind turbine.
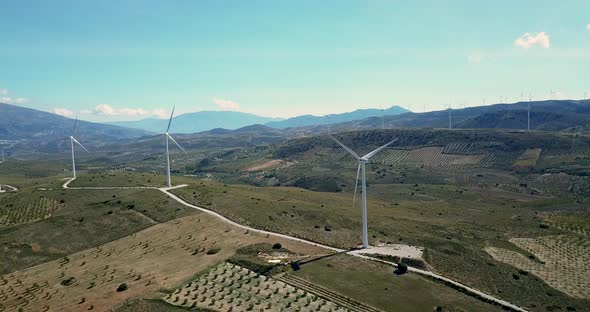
[70,116,89,179]
[448,104,453,129]
[0,148,3,192]
[378,104,385,130]
[164,107,187,188]
[329,135,398,248]
[527,94,532,131]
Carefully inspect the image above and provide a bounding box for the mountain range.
[264,106,409,129]
[3,100,590,156]
[107,106,409,133]
[107,111,282,134]
[323,100,590,132]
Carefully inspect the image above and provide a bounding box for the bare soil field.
[513,148,542,169]
[485,235,590,299]
[0,213,326,312]
[243,159,285,172]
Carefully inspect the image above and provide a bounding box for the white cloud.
[514,32,550,49]
[151,108,168,119]
[587,23,590,31]
[53,107,75,117]
[213,98,240,111]
[85,104,167,118]
[0,88,28,104]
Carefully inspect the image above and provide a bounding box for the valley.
[2,125,589,311]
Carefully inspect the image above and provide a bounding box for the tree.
[394,263,407,275]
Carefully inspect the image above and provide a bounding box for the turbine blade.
[72,137,90,153]
[166,106,175,133]
[363,138,398,160]
[353,162,361,206]
[72,115,79,135]
[329,135,360,160]
[167,134,187,153]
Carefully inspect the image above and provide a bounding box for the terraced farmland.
[486,235,590,299]
[377,147,487,168]
[164,262,356,311]
[528,173,590,200]
[0,197,63,226]
[442,141,503,155]
[540,211,590,237]
[0,213,326,312]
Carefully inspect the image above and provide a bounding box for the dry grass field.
[486,235,590,299]
[513,148,542,169]
[0,213,326,312]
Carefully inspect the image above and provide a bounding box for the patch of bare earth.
[485,235,590,299]
[351,244,424,260]
[243,160,285,172]
[0,214,328,312]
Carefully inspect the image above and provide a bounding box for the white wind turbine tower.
[164,107,187,188]
[329,135,398,248]
[70,116,90,179]
[378,104,385,130]
[0,148,4,192]
[448,104,453,129]
[527,94,532,131]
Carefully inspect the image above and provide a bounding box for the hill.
[264,105,409,129]
[108,111,282,133]
[0,103,151,143]
[323,100,590,132]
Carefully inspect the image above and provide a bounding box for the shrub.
[272,243,282,249]
[116,283,128,292]
[60,277,76,286]
[207,247,221,255]
[394,263,407,275]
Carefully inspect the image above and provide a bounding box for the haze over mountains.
[107,106,409,133]
[107,111,282,134]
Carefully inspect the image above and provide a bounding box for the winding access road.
[62,177,528,312]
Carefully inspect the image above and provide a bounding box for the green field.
[293,254,498,311]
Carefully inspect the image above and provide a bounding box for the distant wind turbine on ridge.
[329,134,398,248]
[164,107,187,188]
[448,104,452,129]
[69,116,90,179]
[527,94,532,131]
[378,104,384,130]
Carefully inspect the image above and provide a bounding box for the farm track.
[0,185,18,192]
[278,274,382,312]
[61,177,528,312]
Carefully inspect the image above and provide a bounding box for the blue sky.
[1,0,589,121]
